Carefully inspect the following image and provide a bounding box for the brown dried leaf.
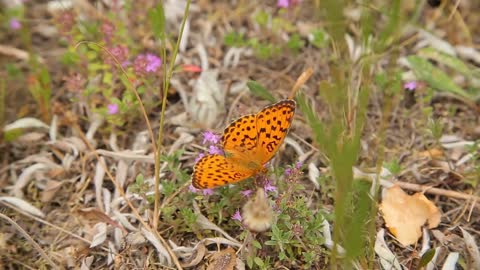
[76,208,127,234]
[207,247,236,270]
[40,180,63,202]
[180,243,206,268]
[460,227,480,269]
[16,132,46,143]
[380,185,441,246]
[418,148,444,159]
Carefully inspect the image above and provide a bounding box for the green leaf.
[38,66,52,102]
[246,256,254,269]
[149,4,166,40]
[287,34,305,53]
[384,159,402,175]
[254,257,264,267]
[135,174,144,185]
[345,181,372,259]
[377,0,401,48]
[407,56,472,99]
[418,248,436,268]
[224,32,245,47]
[4,128,23,142]
[418,48,477,78]
[5,63,21,77]
[254,10,269,26]
[247,81,276,102]
[103,71,113,85]
[252,240,262,249]
[61,50,80,66]
[311,29,329,48]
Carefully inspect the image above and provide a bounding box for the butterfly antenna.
[288,67,314,100]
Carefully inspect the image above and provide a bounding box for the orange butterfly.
[192,99,296,189]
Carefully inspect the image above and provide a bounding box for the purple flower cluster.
[285,161,303,176]
[403,81,418,91]
[231,209,243,222]
[277,0,302,8]
[101,20,115,44]
[264,180,277,193]
[133,53,162,76]
[200,131,223,156]
[9,18,21,30]
[202,131,221,144]
[189,184,214,196]
[107,103,119,115]
[109,45,130,67]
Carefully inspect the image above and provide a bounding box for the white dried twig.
[196,43,209,71]
[90,222,108,248]
[425,247,441,270]
[307,163,320,189]
[10,163,51,198]
[193,201,241,246]
[141,228,172,266]
[0,213,57,269]
[188,70,225,128]
[113,160,129,200]
[0,196,45,218]
[416,29,456,56]
[3,117,49,131]
[460,227,480,269]
[321,219,346,256]
[94,157,106,211]
[456,45,480,65]
[284,137,305,156]
[420,227,431,256]
[85,113,104,141]
[93,149,154,163]
[374,229,402,270]
[441,252,459,270]
[49,115,58,142]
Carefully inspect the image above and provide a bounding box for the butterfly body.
[192,99,296,189]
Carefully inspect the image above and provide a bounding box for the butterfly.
[192,99,296,189]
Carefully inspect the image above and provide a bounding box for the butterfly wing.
[255,99,296,164]
[222,114,258,157]
[192,154,255,189]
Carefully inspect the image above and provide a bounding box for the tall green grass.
[299,0,405,268]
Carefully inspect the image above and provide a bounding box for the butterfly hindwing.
[222,114,258,155]
[192,154,255,189]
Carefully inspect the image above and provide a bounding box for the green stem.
[153,0,191,230]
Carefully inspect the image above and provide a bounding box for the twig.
[386,180,480,203]
[0,213,58,269]
[0,200,94,246]
[289,67,314,100]
[153,0,191,236]
[356,169,480,203]
[75,125,183,269]
[0,44,45,63]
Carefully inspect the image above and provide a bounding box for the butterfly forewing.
[255,99,296,164]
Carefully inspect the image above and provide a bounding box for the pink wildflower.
[107,103,119,115]
[404,81,418,91]
[9,18,21,30]
[231,209,243,222]
[202,189,214,196]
